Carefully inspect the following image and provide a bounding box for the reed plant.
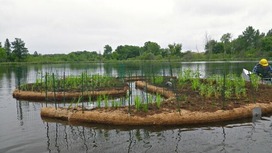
[21,72,122,92]
[148,94,153,104]
[155,93,162,109]
[224,89,232,99]
[153,76,164,85]
[199,83,206,97]
[75,96,82,108]
[214,86,221,98]
[88,96,92,105]
[178,69,193,85]
[111,100,116,108]
[206,85,214,98]
[191,78,200,91]
[134,95,141,111]
[142,103,148,112]
[233,75,246,99]
[103,95,109,108]
[68,97,76,109]
[97,95,102,108]
[250,74,260,91]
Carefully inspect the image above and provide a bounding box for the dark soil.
[93,82,272,116]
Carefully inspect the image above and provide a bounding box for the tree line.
[1,26,272,63]
[205,26,272,58]
[0,38,29,62]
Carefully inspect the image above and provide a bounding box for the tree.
[261,36,272,52]
[205,40,223,54]
[160,48,170,57]
[103,45,112,59]
[11,38,29,62]
[103,45,112,55]
[34,51,39,56]
[114,45,141,60]
[267,29,272,37]
[240,26,264,51]
[142,41,161,55]
[168,43,182,56]
[4,39,11,61]
[0,47,7,62]
[220,33,232,54]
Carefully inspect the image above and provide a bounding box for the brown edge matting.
[12,86,129,101]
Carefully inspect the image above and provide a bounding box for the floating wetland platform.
[13,73,272,126]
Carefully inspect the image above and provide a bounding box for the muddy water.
[1,62,272,153]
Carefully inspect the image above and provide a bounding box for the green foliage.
[11,38,29,62]
[97,95,102,108]
[142,103,148,112]
[199,83,206,97]
[183,72,248,100]
[155,93,162,109]
[205,40,224,54]
[250,74,261,91]
[191,78,200,90]
[261,36,272,52]
[143,41,161,56]
[168,43,182,56]
[206,85,214,98]
[0,47,7,62]
[2,26,272,63]
[111,100,115,108]
[19,72,122,92]
[178,69,194,85]
[153,76,164,85]
[134,95,141,111]
[75,96,83,108]
[103,45,113,59]
[68,98,77,109]
[4,39,12,62]
[103,95,109,108]
[115,45,141,60]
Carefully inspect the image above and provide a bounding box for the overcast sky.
[1,0,272,54]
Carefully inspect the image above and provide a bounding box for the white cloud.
[1,0,272,54]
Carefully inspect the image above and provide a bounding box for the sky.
[1,0,272,55]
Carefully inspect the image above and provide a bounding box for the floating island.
[13,71,272,126]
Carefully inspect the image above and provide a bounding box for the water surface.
[0,62,271,153]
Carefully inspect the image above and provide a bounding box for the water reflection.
[16,100,23,126]
[40,115,272,153]
[1,62,258,88]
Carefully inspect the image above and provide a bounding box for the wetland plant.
[103,95,109,109]
[191,78,200,91]
[75,96,83,108]
[142,103,148,112]
[250,74,260,91]
[153,76,164,85]
[155,93,162,109]
[97,95,102,108]
[134,95,141,111]
[178,69,193,85]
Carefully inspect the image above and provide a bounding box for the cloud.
[1,0,272,54]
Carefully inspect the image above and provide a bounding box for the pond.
[0,61,272,153]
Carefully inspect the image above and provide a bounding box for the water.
[0,62,272,153]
